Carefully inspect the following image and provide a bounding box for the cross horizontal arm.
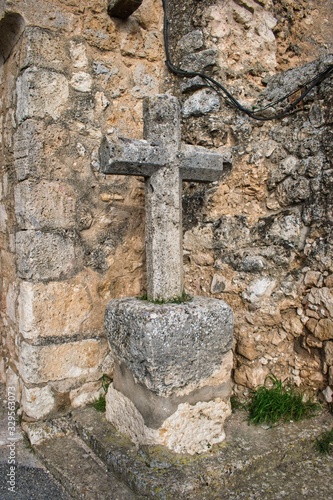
[99,136,168,177]
[179,145,227,182]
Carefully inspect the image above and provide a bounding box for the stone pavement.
[0,384,70,499]
[1,383,333,499]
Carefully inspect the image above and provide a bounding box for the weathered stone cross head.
[99,94,228,301]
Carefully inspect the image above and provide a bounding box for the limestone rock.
[112,350,233,428]
[306,334,322,349]
[237,338,258,361]
[159,399,232,455]
[105,297,233,396]
[304,271,322,288]
[19,339,111,384]
[177,30,204,53]
[18,271,105,340]
[244,277,276,304]
[14,120,44,181]
[214,215,251,249]
[276,177,311,206]
[182,89,220,118]
[268,155,298,189]
[70,72,93,92]
[324,341,333,365]
[106,384,232,454]
[16,231,78,281]
[16,68,69,123]
[322,385,333,403]
[211,274,226,294]
[0,204,7,233]
[181,49,217,72]
[307,288,333,317]
[315,319,333,341]
[180,76,207,93]
[325,275,333,288]
[234,364,270,389]
[14,180,76,230]
[21,385,55,420]
[106,385,157,446]
[70,381,104,409]
[69,41,88,69]
[20,27,70,72]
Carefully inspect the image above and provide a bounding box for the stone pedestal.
[105,297,233,454]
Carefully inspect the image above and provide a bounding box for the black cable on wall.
[162,0,333,121]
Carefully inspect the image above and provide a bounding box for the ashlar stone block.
[16,68,69,123]
[14,120,44,181]
[6,0,75,32]
[19,339,110,384]
[19,27,70,72]
[14,180,76,230]
[21,385,55,420]
[18,270,105,341]
[16,230,78,281]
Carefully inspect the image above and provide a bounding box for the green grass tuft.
[101,373,112,393]
[91,374,112,413]
[92,394,106,412]
[248,375,320,426]
[316,428,333,454]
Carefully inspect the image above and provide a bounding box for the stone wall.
[0,0,332,420]
[167,0,333,396]
[0,0,165,419]
[0,11,25,391]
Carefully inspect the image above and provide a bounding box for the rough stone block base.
[105,297,233,454]
[106,385,232,455]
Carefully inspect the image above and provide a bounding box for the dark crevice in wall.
[0,12,25,66]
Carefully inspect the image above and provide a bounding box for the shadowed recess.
[0,12,25,65]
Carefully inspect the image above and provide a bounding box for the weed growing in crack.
[139,291,192,304]
[316,428,333,455]
[248,375,320,426]
[92,374,112,413]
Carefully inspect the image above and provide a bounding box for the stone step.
[27,405,333,499]
[33,433,139,499]
[223,449,333,500]
[70,405,333,499]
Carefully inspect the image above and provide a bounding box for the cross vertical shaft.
[145,166,183,300]
[143,96,183,300]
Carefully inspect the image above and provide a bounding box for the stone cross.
[99,94,227,301]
